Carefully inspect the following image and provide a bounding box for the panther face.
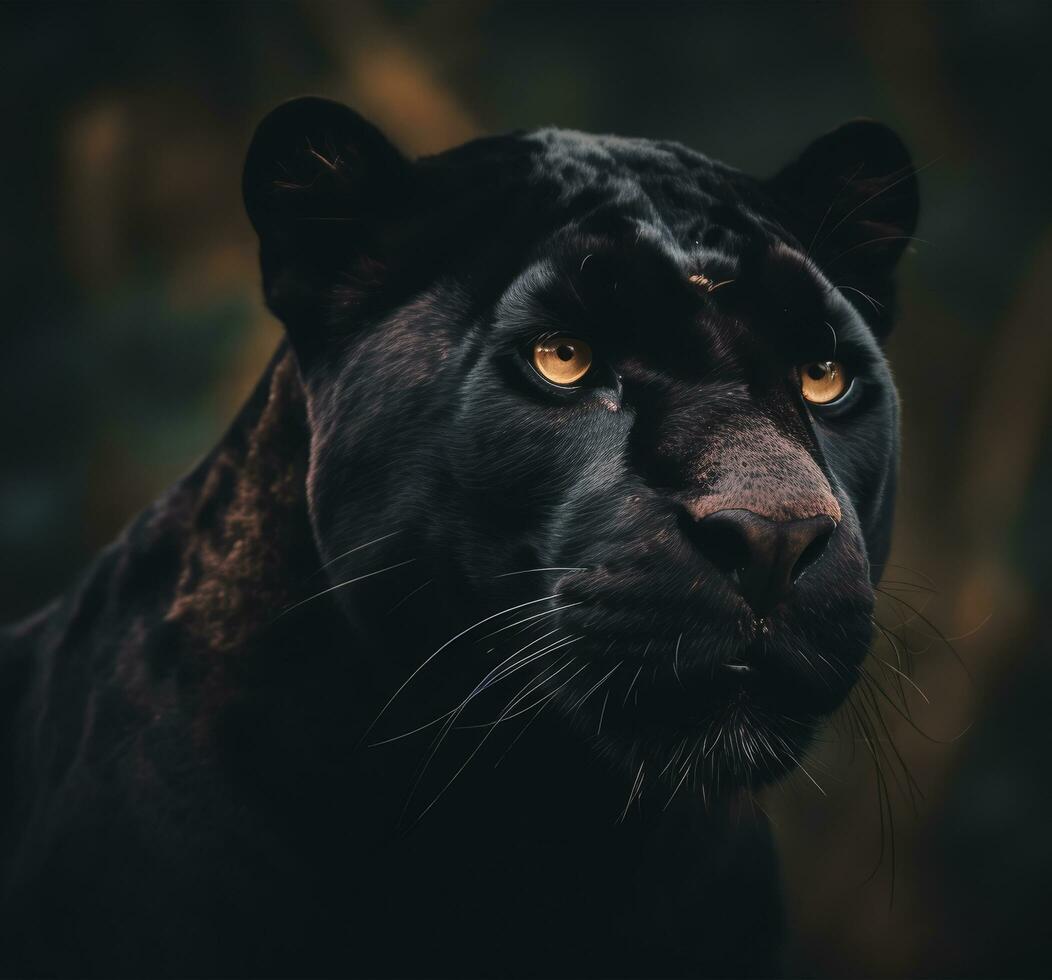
[244,99,917,796]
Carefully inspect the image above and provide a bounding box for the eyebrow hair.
[765,243,832,300]
[685,242,836,364]
[764,244,834,309]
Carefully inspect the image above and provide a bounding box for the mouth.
[585,664,817,789]
[544,617,864,795]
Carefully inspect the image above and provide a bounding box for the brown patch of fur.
[166,350,313,654]
[688,272,735,293]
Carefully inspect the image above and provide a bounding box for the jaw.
[564,682,824,803]
[533,616,869,802]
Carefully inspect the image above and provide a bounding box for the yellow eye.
[532,336,593,386]
[800,361,849,404]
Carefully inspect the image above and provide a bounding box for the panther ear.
[768,120,919,336]
[243,97,411,352]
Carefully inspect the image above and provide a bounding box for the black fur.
[0,98,917,978]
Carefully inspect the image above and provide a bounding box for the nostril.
[686,508,837,613]
[790,519,835,584]
[687,511,752,576]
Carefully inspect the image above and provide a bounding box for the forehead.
[420,129,875,359]
[523,131,843,317]
[525,128,778,254]
[494,134,857,353]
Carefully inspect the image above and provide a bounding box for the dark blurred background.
[2,1,1050,975]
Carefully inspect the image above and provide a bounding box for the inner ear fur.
[768,119,919,336]
[242,97,410,344]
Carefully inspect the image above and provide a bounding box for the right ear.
[766,120,919,337]
[243,97,410,354]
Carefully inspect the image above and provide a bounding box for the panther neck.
[163,342,324,655]
[151,343,376,766]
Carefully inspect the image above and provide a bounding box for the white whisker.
[362,593,564,742]
[494,567,588,578]
[281,559,415,616]
[477,602,581,641]
[413,656,588,824]
[319,529,402,570]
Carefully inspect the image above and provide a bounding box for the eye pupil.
[532,336,593,386]
[799,360,849,406]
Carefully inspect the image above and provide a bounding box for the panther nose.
[689,509,836,614]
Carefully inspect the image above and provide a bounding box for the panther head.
[243,98,917,798]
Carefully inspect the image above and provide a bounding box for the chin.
[548,600,870,800]
[589,690,820,800]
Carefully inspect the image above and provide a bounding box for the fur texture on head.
[242,98,916,795]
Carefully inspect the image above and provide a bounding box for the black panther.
[0,98,917,978]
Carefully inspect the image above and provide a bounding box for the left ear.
[767,120,919,335]
[242,97,412,360]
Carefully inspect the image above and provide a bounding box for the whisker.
[619,761,646,823]
[412,656,587,824]
[362,592,564,743]
[807,161,866,256]
[876,589,974,681]
[367,629,566,746]
[942,612,993,642]
[869,561,939,590]
[872,653,930,704]
[455,639,586,729]
[485,657,588,725]
[663,762,692,811]
[495,700,551,767]
[386,578,435,616]
[622,663,645,707]
[835,284,884,313]
[844,699,894,889]
[827,235,931,268]
[568,661,622,718]
[815,156,939,255]
[878,579,937,593]
[318,529,402,571]
[477,602,581,641]
[856,680,923,809]
[493,567,588,578]
[786,748,826,796]
[596,689,611,736]
[871,619,913,712]
[399,643,574,823]
[281,558,415,617]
